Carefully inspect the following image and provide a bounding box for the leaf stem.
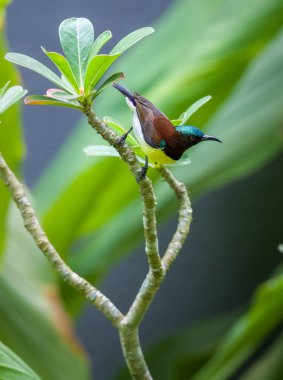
[0,152,123,327]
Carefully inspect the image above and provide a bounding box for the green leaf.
[42,48,80,93]
[83,145,150,167]
[179,96,212,125]
[83,145,120,158]
[0,80,11,97]
[102,116,138,145]
[84,54,120,93]
[239,331,283,380]
[0,6,26,259]
[0,85,27,114]
[59,18,94,88]
[278,244,283,253]
[92,72,125,99]
[46,88,82,100]
[0,340,41,380]
[5,53,72,93]
[0,205,89,380]
[24,95,82,110]
[192,271,283,380]
[88,30,112,60]
[171,118,183,126]
[110,27,154,54]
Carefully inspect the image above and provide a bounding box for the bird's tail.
[112,83,136,105]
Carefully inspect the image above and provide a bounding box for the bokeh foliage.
[1,0,283,379]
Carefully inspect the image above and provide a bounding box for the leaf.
[24,95,82,110]
[5,53,72,93]
[42,48,80,93]
[92,72,125,99]
[83,145,151,167]
[179,95,212,125]
[102,116,138,145]
[59,18,94,88]
[88,30,112,60]
[0,85,27,114]
[0,205,89,380]
[192,272,283,380]
[171,118,183,126]
[83,145,120,158]
[110,27,154,54]
[0,80,10,97]
[0,340,41,380]
[84,54,120,94]
[46,88,81,100]
[0,7,26,259]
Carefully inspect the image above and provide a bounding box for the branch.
[0,152,123,327]
[83,103,163,277]
[122,166,192,328]
[158,166,193,271]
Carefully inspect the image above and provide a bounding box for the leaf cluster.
[5,18,154,109]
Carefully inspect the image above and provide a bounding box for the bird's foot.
[137,156,149,182]
[117,127,133,146]
[117,133,128,146]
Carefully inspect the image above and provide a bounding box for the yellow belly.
[141,143,176,166]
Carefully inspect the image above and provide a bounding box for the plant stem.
[158,166,193,271]
[83,103,163,277]
[0,152,123,327]
[119,325,153,380]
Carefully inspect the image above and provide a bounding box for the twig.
[0,152,123,327]
[83,103,163,277]
[158,166,193,271]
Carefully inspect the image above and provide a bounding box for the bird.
[113,83,222,179]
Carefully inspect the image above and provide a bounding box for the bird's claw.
[117,133,128,146]
[137,167,147,182]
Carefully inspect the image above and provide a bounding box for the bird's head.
[175,126,222,148]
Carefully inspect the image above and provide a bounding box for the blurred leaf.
[110,27,154,54]
[83,145,120,158]
[102,116,138,145]
[0,80,10,97]
[0,340,41,380]
[34,0,283,311]
[179,95,212,125]
[239,330,283,380]
[24,95,82,109]
[278,244,283,253]
[59,18,94,88]
[84,54,120,94]
[192,272,283,380]
[0,3,26,258]
[88,30,112,60]
[42,48,80,93]
[0,84,27,114]
[5,53,72,92]
[0,205,89,380]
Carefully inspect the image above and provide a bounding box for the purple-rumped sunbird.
[113,83,221,178]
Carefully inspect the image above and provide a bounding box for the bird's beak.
[202,134,222,143]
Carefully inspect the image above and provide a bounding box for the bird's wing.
[134,95,177,149]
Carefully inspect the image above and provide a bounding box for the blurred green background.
[0,0,283,379]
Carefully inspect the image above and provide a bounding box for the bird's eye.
[191,135,196,141]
